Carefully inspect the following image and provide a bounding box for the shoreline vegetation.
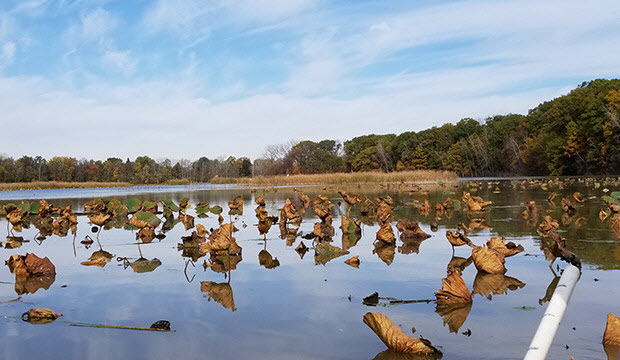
[0,170,456,191]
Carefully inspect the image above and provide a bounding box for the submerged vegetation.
[0,79,619,190]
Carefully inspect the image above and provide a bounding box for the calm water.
[0,179,618,360]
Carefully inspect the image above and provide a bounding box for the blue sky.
[1,0,620,161]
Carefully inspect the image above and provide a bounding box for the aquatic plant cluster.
[1,176,619,358]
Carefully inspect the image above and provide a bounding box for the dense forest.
[1,79,619,184]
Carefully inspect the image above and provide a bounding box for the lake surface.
[0,179,618,360]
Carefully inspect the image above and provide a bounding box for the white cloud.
[0,41,15,69]
[80,7,117,40]
[142,0,318,41]
[102,50,137,76]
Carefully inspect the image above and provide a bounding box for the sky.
[1,0,620,161]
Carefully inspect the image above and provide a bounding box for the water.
[0,179,618,359]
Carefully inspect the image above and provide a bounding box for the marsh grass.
[211,170,457,186]
[0,181,134,191]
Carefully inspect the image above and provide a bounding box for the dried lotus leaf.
[21,308,63,324]
[486,237,524,257]
[435,271,472,305]
[376,223,395,244]
[471,246,505,274]
[603,313,620,346]
[363,312,442,355]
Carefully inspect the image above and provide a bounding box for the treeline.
[1,79,619,184]
[0,155,252,184]
[257,79,620,177]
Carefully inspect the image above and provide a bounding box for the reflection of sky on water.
[0,180,618,359]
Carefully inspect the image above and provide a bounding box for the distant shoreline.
[0,170,456,192]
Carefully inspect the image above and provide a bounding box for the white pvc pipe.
[524,264,581,360]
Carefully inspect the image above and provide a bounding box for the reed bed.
[211,170,457,186]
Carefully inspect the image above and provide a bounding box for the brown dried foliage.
[486,237,524,257]
[471,246,506,274]
[435,271,472,305]
[363,312,442,355]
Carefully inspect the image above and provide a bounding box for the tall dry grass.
[0,181,134,191]
[211,170,456,186]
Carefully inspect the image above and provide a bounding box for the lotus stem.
[68,322,175,332]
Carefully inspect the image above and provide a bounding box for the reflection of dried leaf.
[371,349,443,360]
[604,313,620,346]
[435,271,472,305]
[315,243,349,265]
[80,250,113,267]
[258,249,280,269]
[374,242,395,266]
[363,312,442,355]
[341,215,361,235]
[201,281,237,312]
[398,238,425,255]
[22,308,63,324]
[471,246,505,274]
[179,213,195,230]
[295,241,308,257]
[344,256,360,268]
[447,256,473,274]
[14,275,55,295]
[314,221,335,239]
[473,271,525,297]
[435,302,472,334]
[538,216,559,235]
[486,237,524,257]
[129,258,162,273]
